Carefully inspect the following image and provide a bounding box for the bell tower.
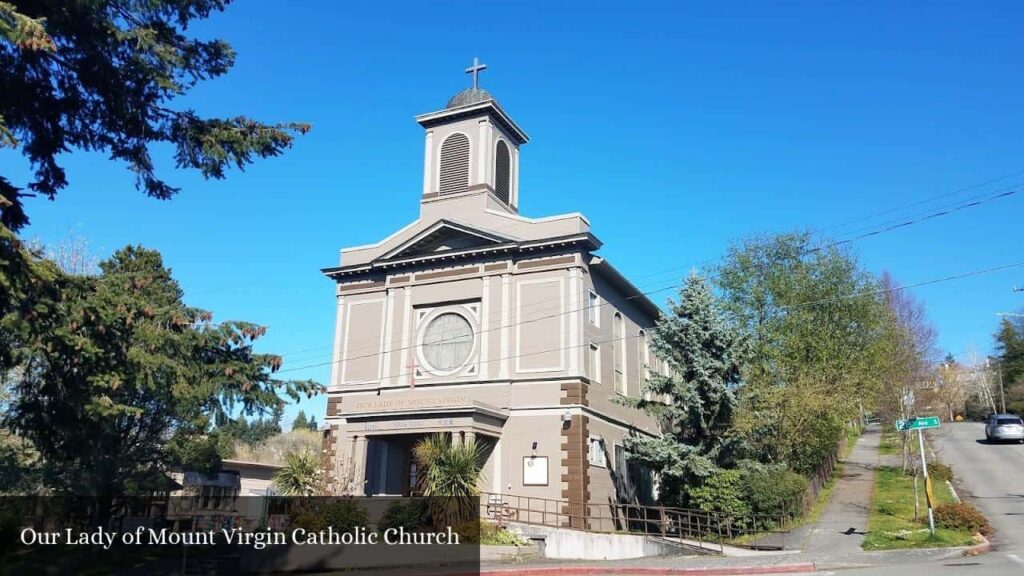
[416,58,529,213]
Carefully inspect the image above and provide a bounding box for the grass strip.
[863,465,976,550]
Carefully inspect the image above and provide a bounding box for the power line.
[809,188,1019,253]
[823,168,1024,233]
[784,261,1024,310]
[277,259,1024,375]
[282,181,1023,370]
[277,187,1019,368]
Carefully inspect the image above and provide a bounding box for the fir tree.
[292,410,309,431]
[270,404,285,434]
[995,317,1024,414]
[1,1,310,232]
[620,272,747,507]
[5,246,321,522]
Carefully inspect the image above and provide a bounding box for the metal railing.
[481,492,793,551]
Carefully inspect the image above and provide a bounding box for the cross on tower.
[465,57,487,89]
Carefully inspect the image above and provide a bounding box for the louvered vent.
[438,133,470,195]
[495,140,511,204]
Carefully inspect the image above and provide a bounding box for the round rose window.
[421,313,474,372]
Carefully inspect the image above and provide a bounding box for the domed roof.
[446,87,495,109]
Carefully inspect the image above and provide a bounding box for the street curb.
[480,563,817,575]
[963,532,991,556]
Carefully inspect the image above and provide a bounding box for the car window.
[996,417,1023,425]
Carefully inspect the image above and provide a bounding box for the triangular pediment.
[380,220,517,261]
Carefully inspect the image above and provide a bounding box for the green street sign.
[895,416,941,431]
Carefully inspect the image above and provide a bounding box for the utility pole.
[996,361,1006,414]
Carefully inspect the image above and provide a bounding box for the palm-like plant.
[413,434,487,526]
[272,450,323,496]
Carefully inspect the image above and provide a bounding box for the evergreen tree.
[293,410,309,431]
[620,272,747,507]
[5,246,321,521]
[270,404,285,434]
[995,317,1024,414]
[1,1,309,232]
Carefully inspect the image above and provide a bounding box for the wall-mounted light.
[531,441,538,451]
[562,410,572,429]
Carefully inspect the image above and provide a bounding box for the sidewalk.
[481,426,980,574]
[789,425,880,562]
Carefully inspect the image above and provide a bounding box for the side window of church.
[438,133,470,195]
[640,330,651,401]
[614,444,633,498]
[588,437,606,467]
[587,291,600,326]
[613,313,626,395]
[494,140,511,204]
[589,343,600,383]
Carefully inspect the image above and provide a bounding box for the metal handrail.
[480,491,793,551]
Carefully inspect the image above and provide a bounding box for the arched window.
[438,133,470,195]
[613,313,626,396]
[639,330,650,400]
[494,140,511,204]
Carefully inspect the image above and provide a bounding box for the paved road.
[762,422,1024,576]
[931,422,1024,552]
[834,421,1024,576]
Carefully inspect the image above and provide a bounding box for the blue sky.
[6,1,1024,428]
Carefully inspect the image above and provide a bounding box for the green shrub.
[741,467,809,517]
[291,499,368,533]
[453,520,528,546]
[453,519,483,544]
[685,469,751,517]
[926,462,953,482]
[291,511,326,532]
[933,503,991,535]
[323,499,369,532]
[379,499,427,533]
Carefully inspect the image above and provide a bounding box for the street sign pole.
[895,416,939,535]
[918,428,935,535]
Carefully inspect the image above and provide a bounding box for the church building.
[321,60,666,522]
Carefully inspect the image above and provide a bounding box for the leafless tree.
[876,271,939,471]
[26,229,100,276]
[963,346,999,415]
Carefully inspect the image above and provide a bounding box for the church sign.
[351,396,468,412]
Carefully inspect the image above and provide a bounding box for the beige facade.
[321,74,665,523]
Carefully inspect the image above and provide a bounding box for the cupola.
[416,58,529,213]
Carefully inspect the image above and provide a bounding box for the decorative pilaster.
[422,130,434,197]
[381,289,395,384]
[351,435,368,496]
[399,286,413,386]
[480,276,491,379]
[477,118,491,188]
[569,267,582,377]
[499,273,511,379]
[329,296,345,388]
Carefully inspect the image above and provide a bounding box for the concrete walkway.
[793,425,880,560]
[481,427,988,573]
